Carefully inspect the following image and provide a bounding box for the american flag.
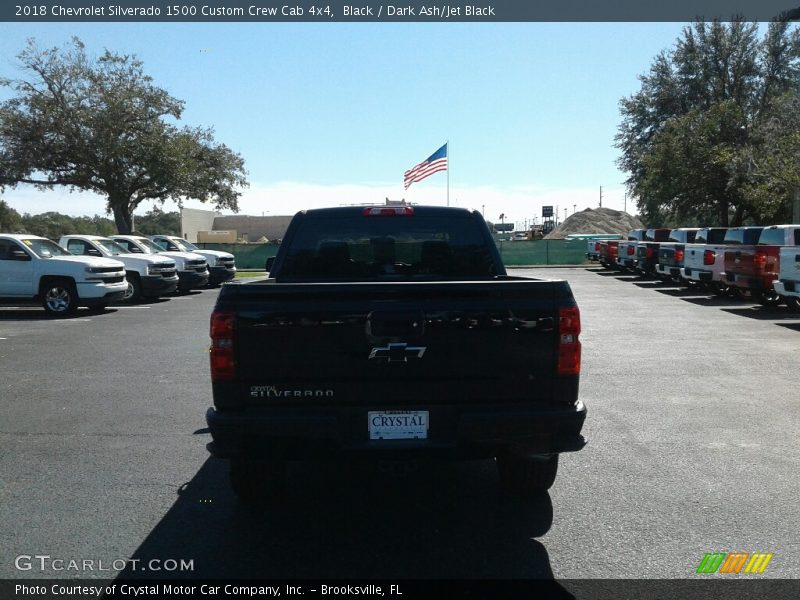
[404,143,448,190]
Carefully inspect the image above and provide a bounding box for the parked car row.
[0,233,237,316]
[589,225,800,311]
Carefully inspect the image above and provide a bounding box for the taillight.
[210,310,236,381]
[703,249,715,265]
[363,207,414,217]
[645,246,654,258]
[754,250,767,269]
[594,242,601,252]
[675,248,684,263]
[627,245,635,255]
[557,306,581,376]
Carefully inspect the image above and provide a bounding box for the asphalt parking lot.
[1,268,799,583]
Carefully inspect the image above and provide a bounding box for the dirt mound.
[544,207,644,239]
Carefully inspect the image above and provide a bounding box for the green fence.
[197,243,279,269]
[198,239,589,269]
[495,239,590,266]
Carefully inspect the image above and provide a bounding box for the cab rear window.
[279,215,497,280]
[757,228,785,246]
[723,228,762,245]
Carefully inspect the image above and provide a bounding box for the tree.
[742,92,800,223]
[617,20,800,226]
[0,199,24,232]
[132,207,181,236]
[0,38,248,234]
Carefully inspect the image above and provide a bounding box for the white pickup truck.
[149,235,236,286]
[616,229,647,272]
[681,227,729,294]
[59,235,178,303]
[774,246,800,311]
[0,234,127,315]
[111,235,209,293]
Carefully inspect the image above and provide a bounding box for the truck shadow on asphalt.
[681,296,751,307]
[0,308,118,320]
[653,288,713,297]
[721,307,800,321]
[631,280,681,289]
[116,457,566,581]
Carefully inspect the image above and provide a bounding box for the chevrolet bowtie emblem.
[369,343,426,363]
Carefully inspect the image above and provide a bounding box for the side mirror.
[87,248,102,257]
[265,256,275,272]
[11,249,31,261]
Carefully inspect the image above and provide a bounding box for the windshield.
[21,238,72,258]
[172,238,199,252]
[94,238,130,255]
[133,238,165,254]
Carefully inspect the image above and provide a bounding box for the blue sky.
[0,22,690,228]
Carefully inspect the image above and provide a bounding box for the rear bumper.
[775,280,800,298]
[209,265,236,285]
[656,264,681,277]
[141,274,178,297]
[725,272,773,291]
[206,401,587,460]
[683,267,714,283]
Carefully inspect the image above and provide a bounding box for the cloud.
[2,180,634,230]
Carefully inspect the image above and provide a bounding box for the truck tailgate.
[218,279,570,406]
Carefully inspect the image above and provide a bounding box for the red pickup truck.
[598,240,621,269]
[724,225,800,305]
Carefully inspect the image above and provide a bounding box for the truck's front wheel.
[40,279,79,316]
[123,272,142,303]
[229,458,286,503]
[496,453,558,496]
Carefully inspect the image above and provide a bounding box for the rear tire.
[40,278,78,316]
[756,290,782,306]
[786,296,800,313]
[731,286,752,300]
[229,458,286,504]
[708,282,728,296]
[496,453,558,496]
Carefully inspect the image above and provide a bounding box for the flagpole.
[446,139,450,207]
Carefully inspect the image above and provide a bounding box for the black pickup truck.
[206,206,587,501]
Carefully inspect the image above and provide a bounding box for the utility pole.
[573,204,576,214]
[564,208,567,222]
[794,189,800,223]
[599,186,603,208]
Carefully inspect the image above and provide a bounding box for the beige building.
[180,208,220,242]
[180,208,293,243]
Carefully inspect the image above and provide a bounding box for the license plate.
[368,410,428,440]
